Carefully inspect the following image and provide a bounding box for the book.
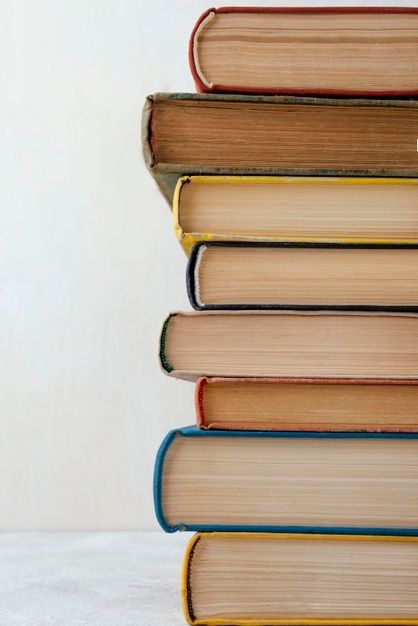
[174,176,418,255]
[159,311,418,381]
[187,242,418,311]
[142,93,418,204]
[196,377,418,433]
[154,426,418,534]
[182,532,418,625]
[190,6,418,97]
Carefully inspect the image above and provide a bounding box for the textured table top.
[0,531,190,625]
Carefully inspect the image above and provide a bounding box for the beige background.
[1,0,416,530]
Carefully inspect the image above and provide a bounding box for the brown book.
[142,93,418,204]
[159,311,418,381]
[196,377,418,433]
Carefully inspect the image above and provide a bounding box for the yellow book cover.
[182,532,418,626]
[173,176,418,255]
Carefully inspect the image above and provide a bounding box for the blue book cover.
[154,426,418,535]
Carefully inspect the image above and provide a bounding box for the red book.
[196,377,418,433]
[189,7,418,97]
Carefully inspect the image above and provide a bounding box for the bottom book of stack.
[182,532,418,625]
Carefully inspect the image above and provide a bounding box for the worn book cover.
[173,175,418,255]
[196,376,418,433]
[142,93,418,205]
[189,6,418,97]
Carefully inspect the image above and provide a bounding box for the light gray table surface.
[0,531,191,625]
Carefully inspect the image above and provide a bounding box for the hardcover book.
[182,532,418,625]
[159,311,418,381]
[142,93,418,204]
[187,241,418,311]
[154,426,418,534]
[196,377,418,433]
[190,7,418,97]
[174,176,418,255]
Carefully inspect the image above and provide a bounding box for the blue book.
[154,426,418,534]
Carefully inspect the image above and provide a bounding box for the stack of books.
[143,7,418,625]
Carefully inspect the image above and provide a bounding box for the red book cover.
[189,7,418,97]
[196,376,418,433]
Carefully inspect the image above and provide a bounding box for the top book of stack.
[189,7,418,96]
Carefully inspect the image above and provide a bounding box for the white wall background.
[1,0,417,530]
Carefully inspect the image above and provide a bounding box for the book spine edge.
[189,8,217,93]
[186,243,204,310]
[153,428,180,533]
[173,176,190,251]
[195,377,208,428]
[141,96,155,169]
[159,314,176,374]
[182,533,202,625]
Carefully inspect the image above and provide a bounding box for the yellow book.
[173,176,418,255]
[182,532,418,626]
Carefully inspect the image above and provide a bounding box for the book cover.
[142,93,418,206]
[159,310,418,381]
[182,531,418,626]
[186,241,418,312]
[189,6,418,97]
[153,425,418,535]
[196,376,418,433]
[173,175,418,255]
